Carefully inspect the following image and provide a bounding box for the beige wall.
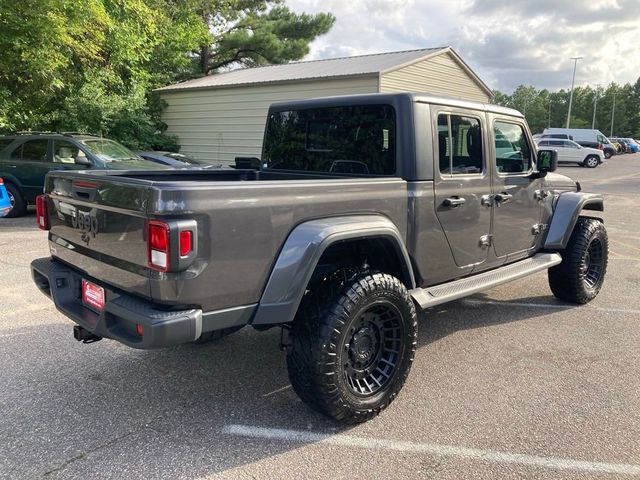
[380,52,490,103]
[160,76,378,164]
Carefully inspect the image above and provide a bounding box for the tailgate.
[44,173,153,298]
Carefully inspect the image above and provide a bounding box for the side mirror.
[536,149,558,176]
[75,155,91,166]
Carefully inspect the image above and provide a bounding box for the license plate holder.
[82,280,105,312]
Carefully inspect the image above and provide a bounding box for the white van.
[542,128,615,158]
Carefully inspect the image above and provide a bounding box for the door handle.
[6,164,17,168]
[494,193,513,205]
[443,196,466,208]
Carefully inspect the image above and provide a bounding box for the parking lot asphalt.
[1,155,639,480]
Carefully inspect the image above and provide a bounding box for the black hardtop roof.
[267,92,522,118]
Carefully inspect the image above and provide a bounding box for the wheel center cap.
[352,327,376,361]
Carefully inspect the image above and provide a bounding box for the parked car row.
[533,128,640,168]
[541,128,617,159]
[0,132,213,217]
[609,137,640,154]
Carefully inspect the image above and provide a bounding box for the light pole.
[548,99,552,128]
[592,84,601,129]
[566,56,583,128]
[610,89,617,137]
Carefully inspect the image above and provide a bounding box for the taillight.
[179,230,192,257]
[148,221,170,272]
[0,177,4,186]
[36,195,50,230]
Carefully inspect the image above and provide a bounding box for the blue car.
[623,138,640,153]
[0,177,12,217]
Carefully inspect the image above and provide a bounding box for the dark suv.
[0,133,167,217]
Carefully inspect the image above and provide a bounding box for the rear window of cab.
[263,105,396,176]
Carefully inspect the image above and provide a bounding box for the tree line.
[0,0,334,150]
[493,80,640,138]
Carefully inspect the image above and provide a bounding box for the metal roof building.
[157,47,492,164]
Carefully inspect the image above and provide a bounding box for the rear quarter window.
[0,139,14,155]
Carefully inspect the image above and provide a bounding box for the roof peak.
[155,46,491,94]
[228,47,449,72]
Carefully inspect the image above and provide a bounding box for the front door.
[433,111,492,268]
[491,119,543,259]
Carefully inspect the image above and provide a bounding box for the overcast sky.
[288,0,640,93]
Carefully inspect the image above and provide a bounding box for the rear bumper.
[31,257,202,349]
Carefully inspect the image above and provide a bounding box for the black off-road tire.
[5,183,26,218]
[286,271,417,424]
[194,325,243,344]
[583,155,600,168]
[549,218,608,304]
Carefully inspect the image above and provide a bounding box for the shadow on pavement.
[0,292,572,478]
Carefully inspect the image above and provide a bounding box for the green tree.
[194,0,335,75]
[493,79,640,138]
[0,0,334,150]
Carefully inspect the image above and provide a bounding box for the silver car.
[536,138,604,168]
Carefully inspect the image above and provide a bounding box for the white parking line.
[223,424,640,476]
[463,299,640,315]
[262,385,292,397]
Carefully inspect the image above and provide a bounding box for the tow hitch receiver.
[73,325,102,344]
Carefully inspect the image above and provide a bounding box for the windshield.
[81,139,142,162]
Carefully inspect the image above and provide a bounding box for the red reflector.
[179,231,192,256]
[35,195,50,230]
[136,324,143,337]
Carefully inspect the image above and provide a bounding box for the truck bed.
[43,169,409,312]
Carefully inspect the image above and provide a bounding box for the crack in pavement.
[41,430,138,477]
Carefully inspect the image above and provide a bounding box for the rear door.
[562,140,582,163]
[433,109,491,268]
[491,118,544,259]
[6,138,51,201]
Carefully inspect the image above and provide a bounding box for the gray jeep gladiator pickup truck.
[31,93,608,423]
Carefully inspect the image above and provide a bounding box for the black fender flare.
[544,192,604,250]
[251,215,415,326]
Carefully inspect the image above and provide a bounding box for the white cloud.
[288,0,640,92]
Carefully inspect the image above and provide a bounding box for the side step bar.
[410,253,562,310]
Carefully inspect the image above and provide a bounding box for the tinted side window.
[494,122,532,174]
[264,105,396,175]
[437,114,483,176]
[0,139,14,152]
[53,140,82,163]
[550,140,563,146]
[13,139,49,162]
